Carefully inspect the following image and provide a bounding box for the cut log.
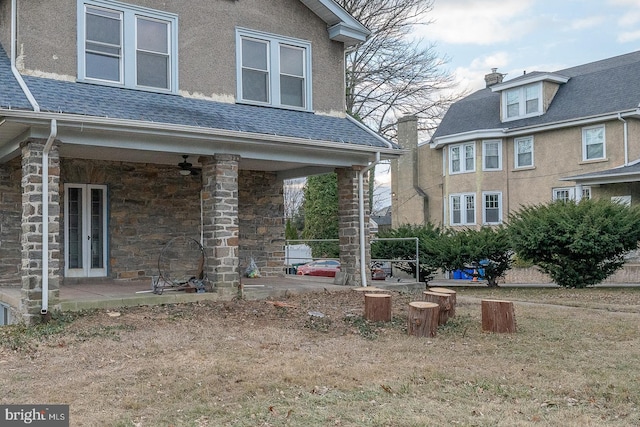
[407,301,440,337]
[364,293,392,322]
[428,287,457,318]
[352,287,387,293]
[423,291,452,325]
[481,299,516,333]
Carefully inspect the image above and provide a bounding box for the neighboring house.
[393,51,640,228]
[0,0,401,324]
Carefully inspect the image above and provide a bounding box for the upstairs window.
[514,136,534,168]
[236,28,312,110]
[553,187,591,202]
[582,125,606,161]
[482,140,502,170]
[503,83,541,121]
[449,143,475,174]
[78,1,178,92]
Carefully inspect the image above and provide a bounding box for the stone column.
[0,159,22,286]
[337,166,370,286]
[21,140,61,324]
[200,154,240,299]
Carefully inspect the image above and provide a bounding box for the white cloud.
[618,30,640,42]
[415,0,536,45]
[568,16,605,30]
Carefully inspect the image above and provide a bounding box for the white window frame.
[582,125,606,161]
[514,136,534,168]
[553,186,591,202]
[77,0,178,93]
[450,193,475,226]
[449,143,475,174]
[236,28,312,111]
[502,83,542,121]
[482,192,502,224]
[482,140,502,171]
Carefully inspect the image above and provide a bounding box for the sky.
[373,0,640,210]
[414,0,640,92]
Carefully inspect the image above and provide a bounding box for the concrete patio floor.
[0,275,426,314]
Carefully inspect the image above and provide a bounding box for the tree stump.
[423,291,452,325]
[364,293,392,322]
[481,299,516,333]
[428,287,457,318]
[407,302,440,337]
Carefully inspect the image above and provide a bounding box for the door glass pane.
[68,188,83,269]
[90,189,104,269]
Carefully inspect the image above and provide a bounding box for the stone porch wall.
[238,170,285,277]
[0,158,21,286]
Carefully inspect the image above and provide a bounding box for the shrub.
[508,199,640,288]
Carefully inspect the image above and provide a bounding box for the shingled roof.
[432,50,640,141]
[0,46,397,151]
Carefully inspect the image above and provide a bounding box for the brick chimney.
[484,68,504,88]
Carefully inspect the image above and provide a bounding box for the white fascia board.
[490,72,570,92]
[431,109,640,149]
[1,110,401,158]
[559,172,640,185]
[299,0,370,43]
[430,129,506,148]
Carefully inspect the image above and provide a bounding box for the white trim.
[582,124,606,161]
[482,139,502,171]
[490,72,569,92]
[514,135,534,168]
[449,193,476,226]
[77,0,178,93]
[482,191,502,224]
[236,27,312,111]
[449,142,475,174]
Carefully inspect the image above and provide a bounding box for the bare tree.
[283,178,305,219]
[338,0,463,141]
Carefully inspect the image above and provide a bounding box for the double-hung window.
[582,125,605,161]
[503,83,541,121]
[450,193,475,225]
[483,192,502,224]
[449,143,475,174]
[514,136,534,168]
[78,1,178,92]
[482,140,501,170]
[236,28,312,110]
[553,187,591,202]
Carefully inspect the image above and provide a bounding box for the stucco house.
[391,50,640,283]
[393,51,640,226]
[0,0,401,324]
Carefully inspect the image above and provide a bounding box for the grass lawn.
[1,286,639,426]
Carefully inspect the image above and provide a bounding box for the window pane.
[280,75,304,107]
[518,152,532,167]
[242,39,268,70]
[526,98,538,114]
[465,196,475,224]
[67,188,83,269]
[465,145,474,171]
[451,147,460,172]
[280,46,304,76]
[137,18,168,53]
[525,85,538,113]
[485,194,499,223]
[242,69,268,102]
[452,197,461,224]
[86,8,121,45]
[485,142,499,169]
[137,52,169,88]
[90,189,104,269]
[586,143,603,159]
[86,52,120,81]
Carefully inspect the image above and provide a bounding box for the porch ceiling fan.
[178,155,200,176]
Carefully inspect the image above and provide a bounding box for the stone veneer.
[0,157,21,286]
[337,167,370,286]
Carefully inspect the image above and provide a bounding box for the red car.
[296,260,341,277]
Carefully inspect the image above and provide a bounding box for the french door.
[64,184,108,277]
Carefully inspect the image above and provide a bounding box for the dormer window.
[504,83,541,120]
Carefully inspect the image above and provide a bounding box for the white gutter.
[358,152,380,287]
[41,119,57,315]
[10,0,40,112]
[618,113,628,166]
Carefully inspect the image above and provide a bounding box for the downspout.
[41,119,57,315]
[11,0,40,112]
[618,113,628,166]
[358,152,380,287]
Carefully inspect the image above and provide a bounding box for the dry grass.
[1,287,640,426]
